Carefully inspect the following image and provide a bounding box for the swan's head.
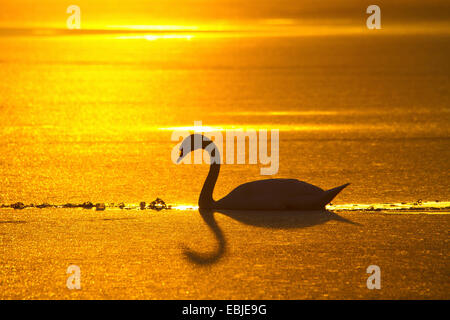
[177,134,215,163]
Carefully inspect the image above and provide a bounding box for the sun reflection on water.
[116,34,193,41]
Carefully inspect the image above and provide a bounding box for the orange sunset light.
[0,0,449,302]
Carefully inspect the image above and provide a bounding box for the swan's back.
[229,179,323,195]
[216,179,326,210]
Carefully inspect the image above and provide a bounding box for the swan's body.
[216,179,348,211]
[177,134,349,210]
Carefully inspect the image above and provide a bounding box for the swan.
[177,134,349,210]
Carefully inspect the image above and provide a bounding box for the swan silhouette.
[177,134,349,210]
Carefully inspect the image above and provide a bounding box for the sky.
[0,0,449,29]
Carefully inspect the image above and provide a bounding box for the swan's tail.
[320,183,350,206]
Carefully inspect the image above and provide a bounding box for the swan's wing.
[216,178,324,209]
[228,179,324,196]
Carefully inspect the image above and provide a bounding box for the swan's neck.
[199,148,220,209]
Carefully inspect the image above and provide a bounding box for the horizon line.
[0,27,243,37]
[1,22,449,38]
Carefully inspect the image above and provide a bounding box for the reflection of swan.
[177,134,349,210]
[182,208,226,265]
[183,208,360,265]
[216,209,360,228]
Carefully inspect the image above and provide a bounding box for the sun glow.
[117,34,193,41]
[106,25,200,31]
